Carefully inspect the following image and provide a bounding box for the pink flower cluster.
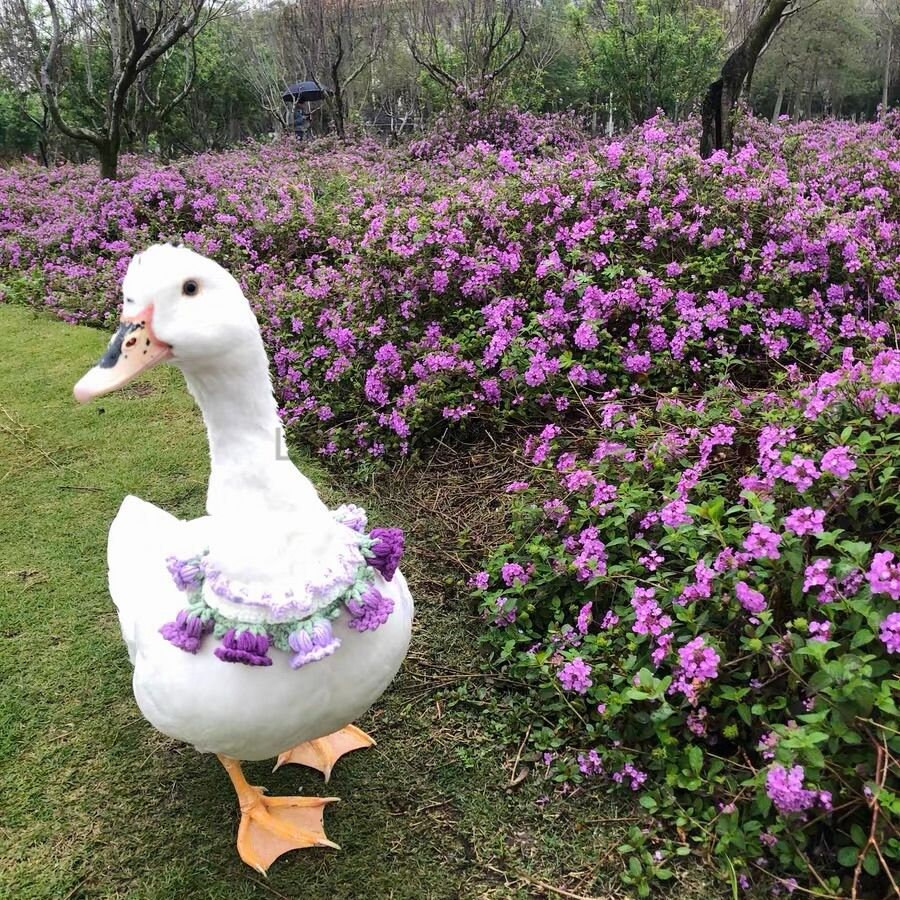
[765,764,832,816]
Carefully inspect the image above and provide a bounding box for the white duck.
[73,243,413,873]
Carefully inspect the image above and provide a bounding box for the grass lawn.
[0,305,724,899]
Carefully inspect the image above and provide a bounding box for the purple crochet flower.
[214,629,273,666]
[334,503,368,532]
[367,527,405,581]
[159,608,211,653]
[166,556,204,592]
[288,620,341,668]
[346,585,395,631]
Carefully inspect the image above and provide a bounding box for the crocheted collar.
[159,504,404,668]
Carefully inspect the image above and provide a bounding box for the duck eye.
[182,279,199,296]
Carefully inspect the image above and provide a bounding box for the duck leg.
[273,724,376,781]
[217,754,339,874]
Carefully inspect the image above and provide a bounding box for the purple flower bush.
[474,349,900,894]
[2,111,899,465]
[2,107,899,894]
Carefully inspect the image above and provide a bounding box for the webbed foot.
[273,724,376,782]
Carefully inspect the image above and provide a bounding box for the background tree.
[751,0,879,121]
[574,0,724,127]
[3,0,230,178]
[400,0,529,110]
[282,0,387,140]
[699,0,795,157]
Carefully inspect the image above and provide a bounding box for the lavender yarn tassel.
[214,629,273,666]
[367,528,405,581]
[166,556,204,592]
[346,585,395,632]
[288,620,341,668]
[159,609,211,653]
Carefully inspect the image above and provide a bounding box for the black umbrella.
[282,80,329,103]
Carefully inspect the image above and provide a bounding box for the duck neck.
[180,343,324,517]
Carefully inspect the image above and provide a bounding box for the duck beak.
[73,306,172,404]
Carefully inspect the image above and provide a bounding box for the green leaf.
[687,745,703,774]
[862,849,880,877]
[851,629,874,649]
[837,846,858,868]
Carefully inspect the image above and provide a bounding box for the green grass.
[0,305,723,899]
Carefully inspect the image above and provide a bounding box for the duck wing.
[108,495,209,663]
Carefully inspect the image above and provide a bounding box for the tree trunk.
[772,79,786,121]
[883,25,893,121]
[98,141,120,180]
[700,0,792,158]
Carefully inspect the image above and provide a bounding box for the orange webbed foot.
[274,724,376,782]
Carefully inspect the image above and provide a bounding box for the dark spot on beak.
[98,322,140,369]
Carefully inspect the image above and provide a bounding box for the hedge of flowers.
[2,112,898,463]
[473,353,899,896]
[1,109,899,895]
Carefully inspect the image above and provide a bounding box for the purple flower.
[601,610,619,629]
[765,764,823,815]
[783,507,825,537]
[165,555,204,592]
[612,762,647,791]
[758,731,778,760]
[501,562,529,586]
[288,620,341,668]
[686,706,707,736]
[743,523,782,560]
[214,628,273,666]
[631,587,672,637]
[660,498,692,528]
[491,596,516,626]
[558,657,592,694]
[367,527,404,581]
[808,620,831,642]
[504,480,530,492]
[669,636,719,705]
[867,551,900,600]
[879,612,900,653]
[576,602,592,634]
[736,581,767,614]
[159,608,211,653]
[638,549,664,571]
[820,446,856,479]
[678,636,720,681]
[346,584,395,631]
[469,571,490,590]
[777,455,819,492]
[577,749,603,776]
[803,558,831,593]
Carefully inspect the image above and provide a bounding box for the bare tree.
[239,10,296,134]
[282,0,387,140]
[700,0,796,157]
[3,0,229,178]
[400,0,528,110]
[0,10,54,164]
[874,0,899,119]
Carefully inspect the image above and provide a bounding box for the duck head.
[74,243,260,403]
